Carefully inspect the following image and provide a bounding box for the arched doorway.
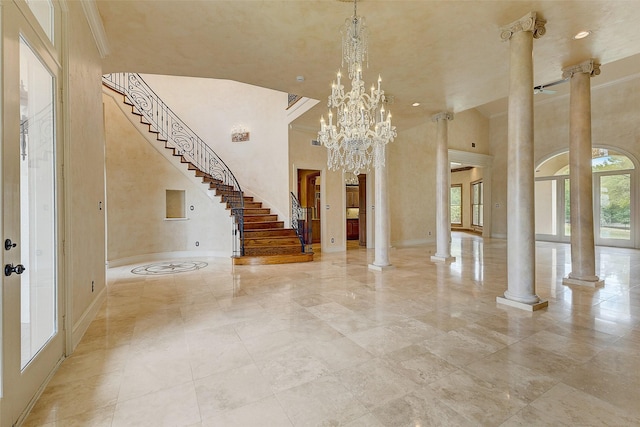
[535,148,636,248]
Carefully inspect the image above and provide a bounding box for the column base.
[430,255,456,264]
[496,296,548,312]
[368,263,394,272]
[562,276,604,288]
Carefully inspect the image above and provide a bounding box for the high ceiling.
[97,0,640,131]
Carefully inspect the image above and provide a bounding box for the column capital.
[431,112,453,122]
[500,12,546,41]
[562,59,601,79]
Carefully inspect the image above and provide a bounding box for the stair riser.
[243,229,297,238]
[232,253,314,265]
[244,215,278,223]
[245,238,301,246]
[244,247,304,256]
[243,222,285,230]
[243,209,270,215]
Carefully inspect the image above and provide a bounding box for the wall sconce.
[231,125,250,142]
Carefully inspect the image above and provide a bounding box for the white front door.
[1,2,65,425]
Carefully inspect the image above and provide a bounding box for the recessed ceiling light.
[573,30,591,40]
[412,102,420,107]
[296,75,304,82]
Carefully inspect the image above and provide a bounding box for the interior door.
[1,2,65,425]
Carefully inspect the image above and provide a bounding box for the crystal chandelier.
[318,0,396,176]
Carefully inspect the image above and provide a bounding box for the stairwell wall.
[104,94,232,264]
[140,74,291,223]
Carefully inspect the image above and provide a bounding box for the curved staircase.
[102,73,313,265]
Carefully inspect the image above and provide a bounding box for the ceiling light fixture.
[318,0,396,175]
[412,102,420,107]
[573,30,591,40]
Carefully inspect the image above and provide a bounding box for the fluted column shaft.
[370,143,391,269]
[497,12,548,310]
[563,60,604,287]
[431,112,455,263]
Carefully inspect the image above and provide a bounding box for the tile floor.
[23,233,640,426]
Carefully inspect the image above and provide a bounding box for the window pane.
[20,37,57,369]
[600,174,631,240]
[451,186,462,224]
[471,182,483,227]
[26,0,54,43]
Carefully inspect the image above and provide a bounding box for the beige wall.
[65,2,108,345]
[489,74,640,242]
[388,122,436,247]
[104,94,231,263]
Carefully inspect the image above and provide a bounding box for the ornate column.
[496,12,548,311]
[431,112,456,263]
[369,143,392,270]
[562,59,604,288]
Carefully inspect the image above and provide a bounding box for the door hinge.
[62,239,65,255]
[62,314,66,331]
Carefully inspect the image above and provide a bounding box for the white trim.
[80,0,110,58]
[71,286,107,351]
[449,149,492,168]
[107,250,229,268]
[392,238,433,247]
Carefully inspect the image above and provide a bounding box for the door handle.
[4,264,26,277]
[4,239,17,250]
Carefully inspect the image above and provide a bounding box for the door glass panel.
[535,180,557,235]
[599,174,631,240]
[20,38,57,369]
[26,0,54,44]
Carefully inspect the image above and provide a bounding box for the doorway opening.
[297,169,321,245]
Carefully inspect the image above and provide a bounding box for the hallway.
[24,233,640,426]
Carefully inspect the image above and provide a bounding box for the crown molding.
[81,0,110,58]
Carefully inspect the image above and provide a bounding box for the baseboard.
[71,286,107,351]
[106,250,229,268]
[392,238,432,248]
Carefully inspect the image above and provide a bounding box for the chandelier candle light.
[318,0,396,175]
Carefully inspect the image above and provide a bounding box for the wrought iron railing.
[102,73,245,256]
[291,192,313,253]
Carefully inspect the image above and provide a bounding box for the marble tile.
[337,358,417,410]
[257,345,330,392]
[21,234,640,426]
[303,336,374,372]
[112,382,201,426]
[428,369,529,425]
[462,352,558,403]
[25,373,122,424]
[502,383,640,426]
[372,387,476,427]
[194,364,274,419]
[200,396,292,426]
[276,375,368,426]
[23,405,115,427]
[384,344,459,386]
